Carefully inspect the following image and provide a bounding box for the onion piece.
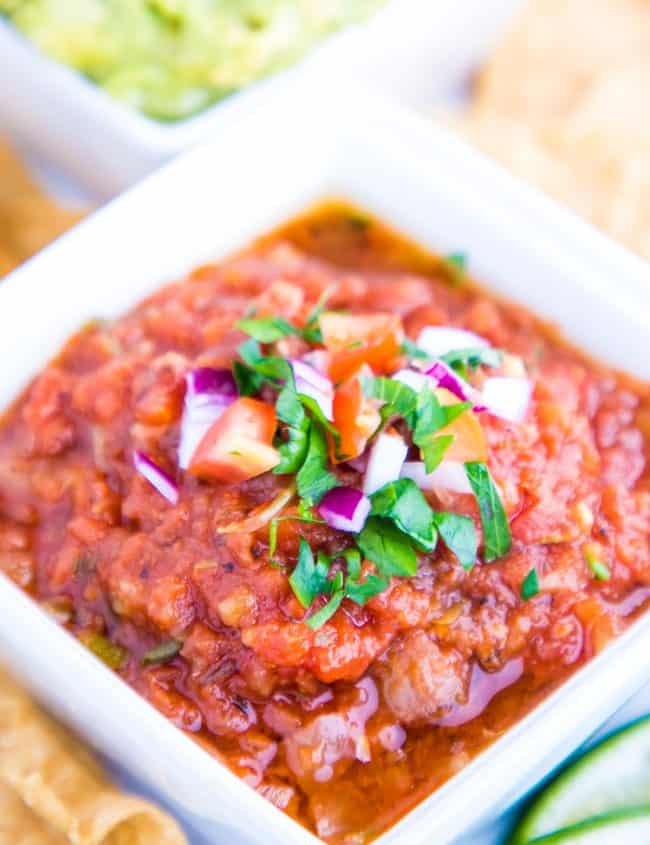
[133,450,179,504]
[217,482,296,534]
[481,377,533,423]
[391,368,433,392]
[318,487,371,533]
[292,359,334,420]
[416,326,489,359]
[363,431,408,495]
[178,367,237,469]
[426,360,483,407]
[400,460,472,494]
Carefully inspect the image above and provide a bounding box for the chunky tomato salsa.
[0,204,649,841]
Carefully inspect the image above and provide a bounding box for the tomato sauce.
[0,203,649,842]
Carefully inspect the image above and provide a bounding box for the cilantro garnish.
[289,539,332,608]
[584,547,611,581]
[413,389,470,472]
[237,338,295,390]
[361,376,419,426]
[400,338,429,360]
[357,517,418,578]
[236,315,299,343]
[296,423,337,505]
[442,346,502,375]
[306,589,345,629]
[302,285,336,344]
[274,388,310,474]
[370,479,437,552]
[433,511,478,570]
[465,462,512,562]
[521,568,540,600]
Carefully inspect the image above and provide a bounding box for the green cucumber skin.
[510,714,650,844]
[528,807,650,844]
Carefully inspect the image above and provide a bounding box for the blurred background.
[0,1,648,843]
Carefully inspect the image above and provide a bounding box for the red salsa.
[0,203,649,841]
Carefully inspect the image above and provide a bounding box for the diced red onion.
[481,376,533,423]
[416,326,489,359]
[301,349,331,375]
[133,450,179,504]
[318,487,371,533]
[186,367,237,402]
[292,359,334,420]
[401,460,472,494]
[363,432,408,495]
[426,360,483,406]
[178,367,237,469]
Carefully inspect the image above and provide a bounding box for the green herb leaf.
[306,590,345,630]
[238,338,295,388]
[141,639,182,666]
[414,389,470,442]
[357,517,418,578]
[465,462,512,562]
[303,285,336,344]
[274,388,310,474]
[342,547,362,581]
[296,423,337,505]
[346,574,389,605]
[361,376,419,427]
[370,479,437,552]
[296,393,344,459]
[400,338,430,360]
[419,434,454,474]
[584,548,611,581]
[433,512,478,570]
[233,360,264,397]
[289,538,330,608]
[236,316,298,343]
[79,632,128,671]
[442,347,502,373]
[521,568,540,600]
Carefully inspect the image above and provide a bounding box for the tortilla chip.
[0,669,187,845]
[0,142,85,278]
[445,112,650,262]
[0,781,68,845]
[474,0,650,126]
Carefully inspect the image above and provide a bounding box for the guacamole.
[1,0,385,121]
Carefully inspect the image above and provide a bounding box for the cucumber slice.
[529,807,650,844]
[511,715,650,844]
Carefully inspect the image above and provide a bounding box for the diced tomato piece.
[434,388,487,463]
[320,313,404,383]
[332,372,380,461]
[189,398,279,483]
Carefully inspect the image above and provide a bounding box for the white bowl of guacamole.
[0,0,385,121]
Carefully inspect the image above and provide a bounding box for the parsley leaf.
[289,538,330,608]
[274,388,310,474]
[433,512,478,569]
[419,434,454,474]
[296,423,337,505]
[357,517,417,578]
[239,339,295,388]
[465,462,512,562]
[370,479,437,552]
[521,568,540,599]
[296,393,344,459]
[233,360,264,397]
[413,389,470,471]
[236,316,298,343]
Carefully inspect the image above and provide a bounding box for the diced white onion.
[391,368,434,392]
[481,376,533,423]
[363,432,408,495]
[416,326,489,359]
[400,460,472,494]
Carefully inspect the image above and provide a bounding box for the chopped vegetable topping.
[464,462,512,562]
[141,639,182,666]
[584,545,611,581]
[521,568,540,600]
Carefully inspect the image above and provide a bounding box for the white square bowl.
[0,0,525,199]
[0,85,650,845]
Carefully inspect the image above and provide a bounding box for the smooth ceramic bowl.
[0,85,649,845]
[0,0,524,198]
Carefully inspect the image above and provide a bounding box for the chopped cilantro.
[400,338,429,360]
[303,285,336,344]
[370,479,437,552]
[442,347,502,373]
[465,462,512,562]
[236,315,298,343]
[361,375,419,427]
[296,423,337,505]
[357,517,418,578]
[289,538,331,608]
[306,590,345,629]
[433,511,478,570]
[274,388,310,474]
[238,338,294,388]
[521,568,540,600]
[345,574,388,605]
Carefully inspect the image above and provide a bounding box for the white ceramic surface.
[0,86,649,845]
[0,0,525,198]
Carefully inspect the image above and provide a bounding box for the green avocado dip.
[0,0,385,121]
